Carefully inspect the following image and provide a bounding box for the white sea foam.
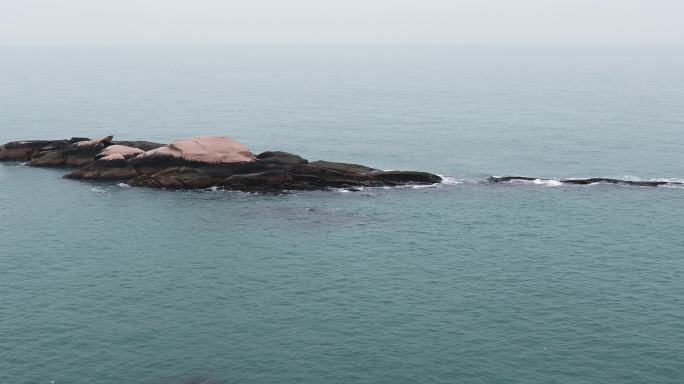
[585,176,684,187]
[439,176,463,186]
[497,177,564,187]
[649,177,684,183]
[532,179,563,187]
[653,178,684,188]
[116,183,131,188]
[492,175,684,188]
[90,187,107,194]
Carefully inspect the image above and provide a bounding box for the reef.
[487,176,681,187]
[0,135,443,191]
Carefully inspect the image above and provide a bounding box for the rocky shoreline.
[0,135,443,192]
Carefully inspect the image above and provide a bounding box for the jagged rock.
[6,136,163,169]
[62,135,114,167]
[1,134,443,191]
[25,135,114,167]
[0,140,63,161]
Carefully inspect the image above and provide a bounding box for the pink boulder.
[99,145,145,159]
[136,136,256,164]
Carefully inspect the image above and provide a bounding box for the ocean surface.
[1,45,683,384]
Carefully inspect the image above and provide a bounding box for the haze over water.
[1,45,684,383]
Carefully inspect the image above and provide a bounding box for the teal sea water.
[1,45,684,383]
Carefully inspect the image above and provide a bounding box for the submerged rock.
[1,134,443,191]
[487,176,680,187]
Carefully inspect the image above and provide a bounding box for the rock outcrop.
[0,136,164,166]
[1,134,443,192]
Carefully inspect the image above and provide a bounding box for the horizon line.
[2,41,684,47]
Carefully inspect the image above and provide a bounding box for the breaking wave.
[486,176,684,188]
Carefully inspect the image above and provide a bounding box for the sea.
[1,45,683,384]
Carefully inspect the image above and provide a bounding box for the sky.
[1,0,683,45]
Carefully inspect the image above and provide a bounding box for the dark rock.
[112,140,164,151]
[487,176,679,187]
[128,153,192,176]
[23,135,115,167]
[256,151,308,165]
[128,174,163,188]
[220,171,294,191]
[147,167,215,189]
[0,140,63,161]
[369,170,443,184]
[144,168,189,189]
[62,136,114,167]
[65,154,140,180]
[486,176,537,183]
[561,178,669,187]
[291,165,355,180]
[306,160,377,174]
[27,149,67,167]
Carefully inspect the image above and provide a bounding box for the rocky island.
[0,135,442,191]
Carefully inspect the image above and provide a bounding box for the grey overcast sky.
[1,0,683,45]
